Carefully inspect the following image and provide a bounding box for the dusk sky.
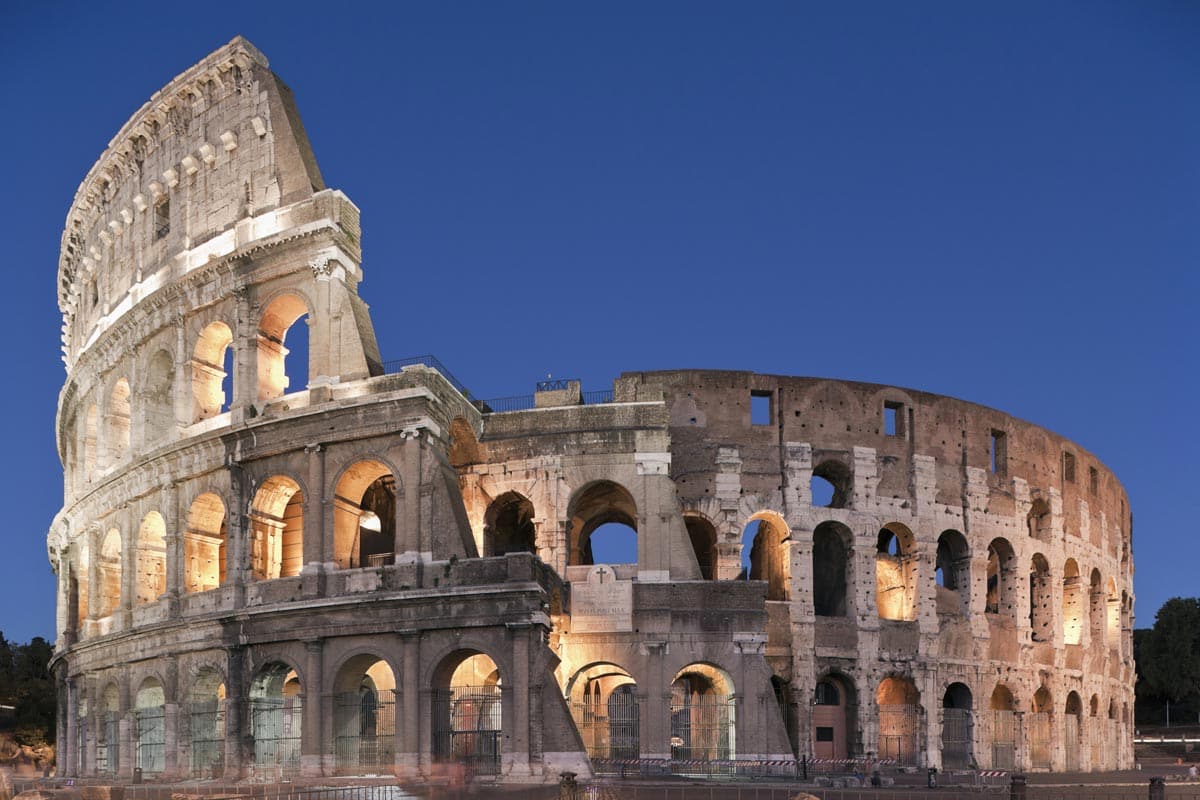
[0,1,1195,644]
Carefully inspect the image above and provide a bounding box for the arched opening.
[985,538,1018,617]
[134,677,166,775]
[185,493,226,593]
[670,663,736,761]
[484,492,536,558]
[877,676,921,765]
[684,514,718,580]
[813,674,856,761]
[98,529,122,618]
[1106,578,1120,652]
[935,530,970,616]
[135,512,166,605]
[741,512,790,601]
[187,669,226,778]
[811,460,851,508]
[876,523,917,621]
[1088,694,1101,771]
[249,476,304,580]
[70,545,90,635]
[97,684,120,775]
[333,460,397,568]
[192,321,234,422]
[1064,691,1083,771]
[566,662,639,759]
[140,349,174,445]
[1030,687,1053,769]
[333,655,396,774]
[1062,559,1083,646]
[107,378,131,463]
[1106,699,1119,769]
[990,685,1017,769]
[1029,554,1053,642]
[431,651,502,774]
[1089,569,1105,647]
[249,662,303,776]
[813,521,851,616]
[257,294,310,402]
[83,404,98,475]
[568,481,638,567]
[941,683,974,769]
[1027,498,1052,542]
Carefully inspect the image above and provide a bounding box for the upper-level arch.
[332,459,398,569]
[568,480,638,567]
[876,523,917,621]
[249,475,305,580]
[257,292,311,402]
[192,320,234,422]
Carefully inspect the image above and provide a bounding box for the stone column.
[301,639,324,777]
[227,462,250,610]
[222,647,245,780]
[59,669,73,777]
[164,482,183,610]
[639,640,670,760]
[119,506,134,631]
[302,444,325,597]
[163,660,180,778]
[118,681,134,779]
[231,287,257,422]
[397,631,420,777]
[504,623,532,777]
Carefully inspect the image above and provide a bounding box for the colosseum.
[47,37,1135,785]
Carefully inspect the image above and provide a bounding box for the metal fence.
[334,690,396,774]
[431,685,502,774]
[573,692,640,759]
[670,695,736,761]
[382,355,472,398]
[135,706,165,774]
[942,708,973,769]
[249,696,303,776]
[878,707,920,766]
[993,710,1017,769]
[188,700,225,778]
[96,711,119,775]
[1029,712,1052,770]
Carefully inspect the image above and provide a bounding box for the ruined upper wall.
[57,36,326,369]
[616,369,1131,554]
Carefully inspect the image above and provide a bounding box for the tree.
[1140,598,1200,710]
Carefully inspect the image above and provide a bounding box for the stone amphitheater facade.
[47,37,1135,784]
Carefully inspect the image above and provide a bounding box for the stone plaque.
[571,564,633,633]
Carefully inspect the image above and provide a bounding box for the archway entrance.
[1030,687,1053,770]
[877,677,921,765]
[1064,692,1082,771]
[813,675,855,760]
[188,669,225,778]
[333,461,397,568]
[431,652,502,774]
[566,663,640,760]
[134,678,165,775]
[97,684,120,776]
[669,664,735,761]
[333,655,396,774]
[941,683,973,769]
[249,662,302,777]
[990,685,1017,769]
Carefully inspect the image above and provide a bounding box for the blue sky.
[0,1,1196,643]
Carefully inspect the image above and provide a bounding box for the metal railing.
[537,378,577,391]
[382,355,472,398]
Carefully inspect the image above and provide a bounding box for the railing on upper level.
[382,357,614,415]
[382,355,472,398]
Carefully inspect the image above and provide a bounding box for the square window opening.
[154,199,170,240]
[990,429,1007,475]
[751,391,772,426]
[1063,451,1076,483]
[884,401,905,438]
[1089,466,1098,494]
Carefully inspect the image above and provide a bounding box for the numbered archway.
[333,654,396,774]
[813,674,856,760]
[877,676,921,765]
[431,651,503,774]
[941,683,973,770]
[248,662,303,777]
[187,668,225,778]
[566,662,639,760]
[670,663,736,761]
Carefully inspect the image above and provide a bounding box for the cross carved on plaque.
[594,565,612,583]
